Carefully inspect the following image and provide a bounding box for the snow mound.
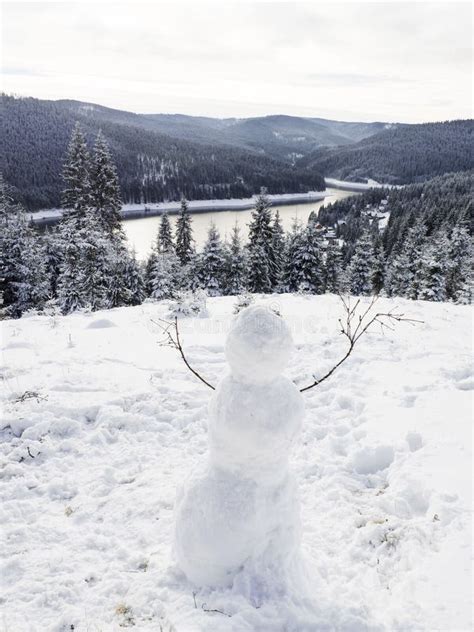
[85,318,117,329]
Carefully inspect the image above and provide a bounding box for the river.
[123,187,356,260]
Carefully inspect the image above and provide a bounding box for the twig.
[27,446,36,458]
[201,603,231,617]
[192,592,197,609]
[299,295,422,393]
[152,317,215,390]
[15,390,48,404]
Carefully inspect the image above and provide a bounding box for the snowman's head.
[225,305,294,383]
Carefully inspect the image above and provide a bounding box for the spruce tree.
[446,225,471,301]
[150,252,179,300]
[324,240,343,294]
[348,229,375,296]
[419,242,447,302]
[283,218,304,292]
[272,210,286,290]
[292,223,324,294]
[123,250,146,305]
[226,223,248,295]
[90,131,123,237]
[61,122,92,227]
[247,189,275,292]
[56,223,86,314]
[175,197,194,265]
[384,251,411,297]
[78,231,111,311]
[371,241,386,295]
[198,223,227,296]
[43,228,62,298]
[158,212,174,254]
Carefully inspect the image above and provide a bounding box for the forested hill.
[1,95,326,210]
[318,170,473,256]
[298,120,474,184]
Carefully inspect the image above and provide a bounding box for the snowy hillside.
[1,295,472,631]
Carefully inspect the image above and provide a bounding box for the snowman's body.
[174,306,305,588]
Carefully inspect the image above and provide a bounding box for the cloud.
[1,2,472,122]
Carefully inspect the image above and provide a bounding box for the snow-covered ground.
[1,295,472,631]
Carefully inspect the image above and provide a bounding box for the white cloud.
[1,1,472,122]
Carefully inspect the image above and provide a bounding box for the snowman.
[174,305,305,594]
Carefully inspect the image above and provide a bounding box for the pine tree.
[56,224,86,314]
[247,243,270,294]
[0,183,49,316]
[272,210,286,290]
[158,212,174,254]
[61,122,92,227]
[384,251,411,297]
[123,250,146,305]
[226,223,248,295]
[348,229,375,296]
[90,130,123,237]
[371,241,386,295]
[78,229,111,311]
[198,223,227,296]
[446,225,472,301]
[150,252,179,300]
[175,197,194,265]
[419,239,447,302]
[292,223,324,293]
[403,221,427,299]
[43,228,62,298]
[324,239,343,294]
[283,218,304,292]
[247,189,275,292]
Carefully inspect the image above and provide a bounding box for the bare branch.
[151,317,215,391]
[299,295,423,393]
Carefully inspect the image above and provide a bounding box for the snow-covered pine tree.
[292,223,324,294]
[271,210,286,290]
[61,122,92,228]
[384,251,411,297]
[198,223,227,296]
[123,249,146,305]
[247,188,276,292]
[226,222,248,295]
[247,242,271,294]
[77,229,111,311]
[348,229,375,296]
[371,241,386,295]
[324,239,343,294]
[90,131,123,237]
[446,225,472,302]
[175,197,195,265]
[418,239,448,302]
[0,180,50,317]
[43,228,62,298]
[282,218,304,292]
[56,223,86,314]
[403,220,427,299]
[158,212,174,254]
[150,252,180,300]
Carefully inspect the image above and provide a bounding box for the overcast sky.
[1,1,472,122]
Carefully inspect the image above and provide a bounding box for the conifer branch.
[299,295,422,393]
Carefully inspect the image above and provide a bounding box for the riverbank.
[28,190,327,226]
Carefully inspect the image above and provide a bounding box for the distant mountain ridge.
[300,120,474,184]
[1,95,327,210]
[2,94,472,210]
